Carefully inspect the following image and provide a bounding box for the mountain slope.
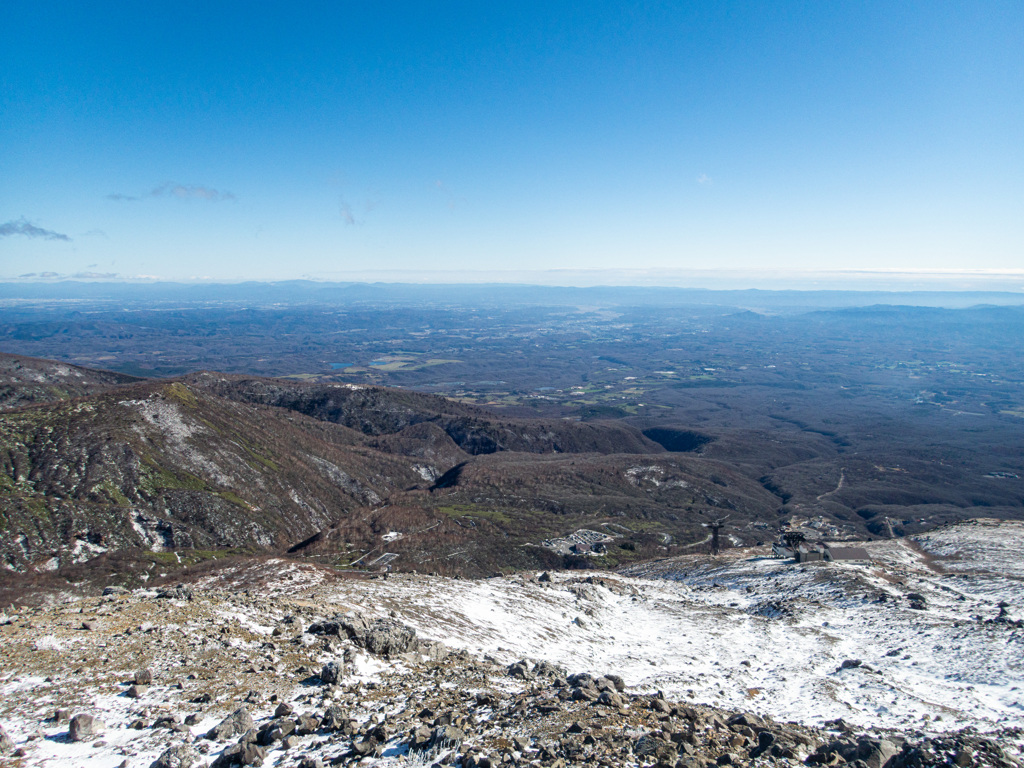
[185,372,662,455]
[0,351,142,410]
[0,379,424,571]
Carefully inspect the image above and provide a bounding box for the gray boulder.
[635,733,676,762]
[506,660,533,679]
[157,585,194,601]
[597,690,624,708]
[0,724,13,753]
[320,661,342,685]
[294,715,320,735]
[69,713,104,741]
[207,708,255,741]
[151,743,200,768]
[858,737,899,768]
[339,613,419,657]
[211,741,265,767]
[430,724,466,750]
[320,704,348,731]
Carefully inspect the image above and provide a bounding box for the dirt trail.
[816,468,846,501]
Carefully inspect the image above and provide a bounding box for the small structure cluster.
[541,528,614,555]
[771,532,871,563]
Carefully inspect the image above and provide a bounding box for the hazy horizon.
[3,268,1024,296]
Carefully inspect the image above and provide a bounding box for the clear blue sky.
[1,1,1021,283]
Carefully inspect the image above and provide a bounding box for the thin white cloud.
[697,174,712,185]
[150,182,236,201]
[107,183,236,202]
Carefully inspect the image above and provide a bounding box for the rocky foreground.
[0,563,1021,768]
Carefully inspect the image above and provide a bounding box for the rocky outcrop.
[308,612,420,657]
[207,708,255,741]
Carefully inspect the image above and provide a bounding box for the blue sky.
[1,1,1021,284]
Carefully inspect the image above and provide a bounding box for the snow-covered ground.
[1,519,1021,768]
[312,519,1024,734]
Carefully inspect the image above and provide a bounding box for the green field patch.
[610,519,666,533]
[435,504,512,524]
[93,479,131,506]
[139,460,208,492]
[218,491,252,509]
[246,450,280,472]
[164,382,199,407]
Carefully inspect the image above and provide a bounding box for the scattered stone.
[157,585,194,601]
[507,660,533,679]
[320,704,347,731]
[295,714,320,735]
[0,724,13,753]
[135,668,154,685]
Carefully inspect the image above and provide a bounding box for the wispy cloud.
[0,217,72,241]
[338,193,379,226]
[13,271,127,281]
[107,182,236,202]
[151,182,235,201]
[697,174,713,185]
[434,179,464,211]
[340,199,357,225]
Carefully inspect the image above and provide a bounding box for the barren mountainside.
[2,352,1022,584]
[1,356,772,578]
